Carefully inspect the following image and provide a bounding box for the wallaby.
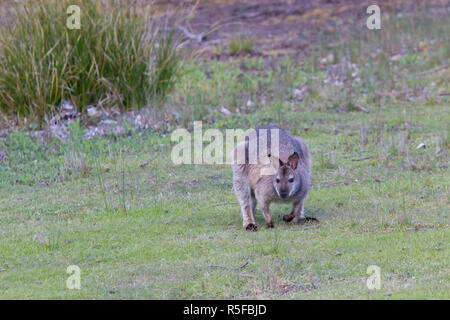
[231,126,315,231]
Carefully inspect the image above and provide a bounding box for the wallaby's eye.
[276,178,280,183]
[288,178,294,183]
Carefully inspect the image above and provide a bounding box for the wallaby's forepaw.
[293,217,320,224]
[283,214,295,222]
[245,223,258,232]
[266,221,274,228]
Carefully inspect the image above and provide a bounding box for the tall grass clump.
[0,0,182,126]
[229,36,253,55]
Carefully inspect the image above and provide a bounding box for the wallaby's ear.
[268,153,282,170]
[287,152,299,170]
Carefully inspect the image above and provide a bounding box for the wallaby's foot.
[245,223,258,232]
[283,213,295,222]
[266,221,274,228]
[293,217,320,224]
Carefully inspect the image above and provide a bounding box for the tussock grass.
[229,36,253,55]
[0,0,181,126]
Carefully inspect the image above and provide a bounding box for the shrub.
[0,0,182,126]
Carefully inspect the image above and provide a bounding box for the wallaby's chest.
[247,164,272,189]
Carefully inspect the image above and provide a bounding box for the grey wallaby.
[231,126,315,231]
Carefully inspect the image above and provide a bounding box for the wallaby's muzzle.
[279,190,289,198]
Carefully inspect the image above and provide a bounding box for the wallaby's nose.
[280,191,289,198]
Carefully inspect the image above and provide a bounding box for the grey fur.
[231,126,312,231]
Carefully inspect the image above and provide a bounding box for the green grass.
[0,5,449,299]
[0,78,448,298]
[0,0,181,126]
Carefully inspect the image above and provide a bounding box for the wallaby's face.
[270,152,300,199]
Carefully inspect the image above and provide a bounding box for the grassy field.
[0,2,449,299]
[1,65,448,298]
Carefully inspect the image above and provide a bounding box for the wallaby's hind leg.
[254,187,273,228]
[236,188,257,231]
[232,167,257,231]
[237,190,257,231]
[251,194,257,214]
[258,200,273,228]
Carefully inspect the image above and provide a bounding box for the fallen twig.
[314,180,348,188]
[140,160,150,168]
[208,259,249,271]
[287,282,320,290]
[352,155,374,161]
[177,25,206,43]
[237,273,256,279]
[353,104,369,113]
[196,201,238,211]
[415,64,447,76]
[302,225,320,229]
[207,265,230,270]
